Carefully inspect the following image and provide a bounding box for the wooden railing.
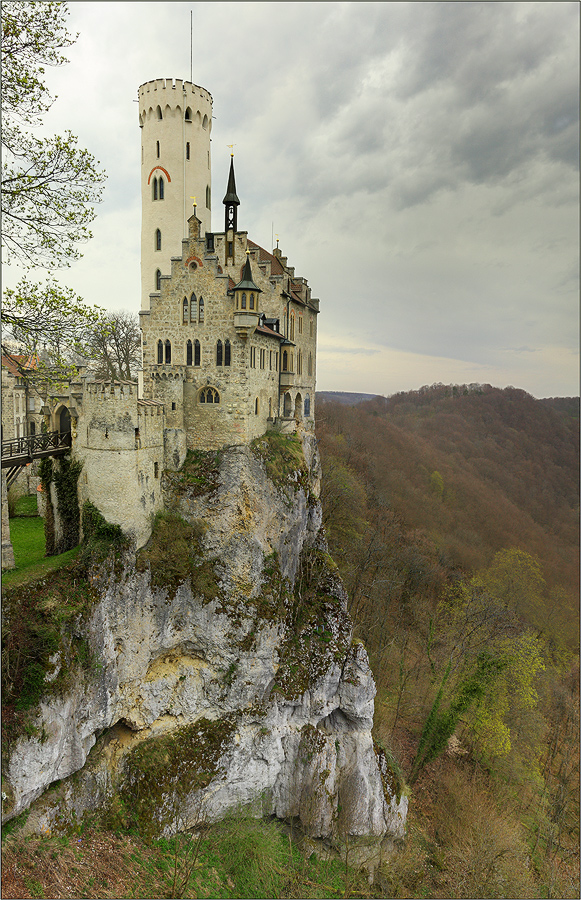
[1,431,72,468]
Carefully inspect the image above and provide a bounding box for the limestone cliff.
[2,432,407,851]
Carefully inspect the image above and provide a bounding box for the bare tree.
[85,310,141,381]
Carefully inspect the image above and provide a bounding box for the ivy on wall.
[38,454,83,555]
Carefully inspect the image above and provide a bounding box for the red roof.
[1,354,38,376]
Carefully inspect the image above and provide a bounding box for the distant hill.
[316,391,381,405]
[316,384,579,643]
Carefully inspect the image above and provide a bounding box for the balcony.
[279,371,295,387]
[233,310,259,339]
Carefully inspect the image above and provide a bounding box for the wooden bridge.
[1,431,72,488]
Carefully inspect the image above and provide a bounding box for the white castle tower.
[138,78,213,310]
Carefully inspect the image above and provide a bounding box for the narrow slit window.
[159,177,164,200]
[224,339,231,366]
[165,339,171,364]
[216,340,223,366]
[155,229,162,251]
[183,297,188,324]
[186,142,190,160]
[152,177,158,200]
[157,340,163,363]
[199,297,204,323]
[156,140,160,159]
[186,340,193,365]
[194,339,200,366]
[155,269,161,290]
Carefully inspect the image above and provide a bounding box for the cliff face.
[2,432,407,849]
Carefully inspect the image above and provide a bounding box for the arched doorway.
[283,392,292,417]
[294,393,302,420]
[59,407,71,435]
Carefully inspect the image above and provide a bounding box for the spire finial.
[227,143,235,157]
[190,196,197,215]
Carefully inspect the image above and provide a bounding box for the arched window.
[30,421,36,437]
[155,229,162,251]
[165,339,171,364]
[249,293,255,310]
[185,107,192,121]
[199,386,219,404]
[216,339,223,366]
[157,340,163,364]
[186,340,193,365]
[155,269,161,290]
[290,312,295,341]
[159,177,164,200]
[202,114,208,129]
[199,297,204,322]
[194,339,200,366]
[241,292,247,310]
[156,105,162,120]
[297,350,302,375]
[304,395,310,417]
[152,177,158,200]
[255,397,259,415]
[308,353,313,376]
[183,297,188,324]
[186,142,190,160]
[282,350,288,372]
[156,140,160,159]
[190,292,197,323]
[224,339,231,367]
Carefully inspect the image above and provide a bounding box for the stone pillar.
[1,471,15,570]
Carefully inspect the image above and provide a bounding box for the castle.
[2,78,319,552]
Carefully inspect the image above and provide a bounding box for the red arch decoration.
[147,166,172,184]
[185,255,203,268]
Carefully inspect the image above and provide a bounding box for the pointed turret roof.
[222,155,240,205]
[234,253,262,293]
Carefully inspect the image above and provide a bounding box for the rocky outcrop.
[2,431,407,849]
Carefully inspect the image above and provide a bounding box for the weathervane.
[227,143,235,156]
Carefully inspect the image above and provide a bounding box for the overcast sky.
[5,1,579,398]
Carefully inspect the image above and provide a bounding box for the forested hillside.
[316,384,579,898]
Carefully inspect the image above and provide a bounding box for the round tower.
[138,78,213,310]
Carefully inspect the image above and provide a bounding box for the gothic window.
[249,293,255,310]
[298,314,303,334]
[156,105,162,120]
[216,339,223,366]
[155,229,162,251]
[190,293,197,323]
[152,177,158,200]
[297,351,302,375]
[225,339,231,366]
[199,297,204,323]
[202,114,208,129]
[165,340,171,364]
[304,395,311,417]
[194,339,200,366]
[159,177,164,200]
[290,351,294,371]
[290,312,295,341]
[185,107,192,122]
[186,340,193,366]
[157,340,163,364]
[183,297,188,324]
[186,142,190,160]
[241,292,247,310]
[282,350,288,372]
[155,269,161,290]
[199,386,219,404]
[156,141,160,159]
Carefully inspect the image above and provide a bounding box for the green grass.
[13,493,40,516]
[2,505,80,589]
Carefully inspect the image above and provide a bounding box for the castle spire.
[223,153,240,234]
